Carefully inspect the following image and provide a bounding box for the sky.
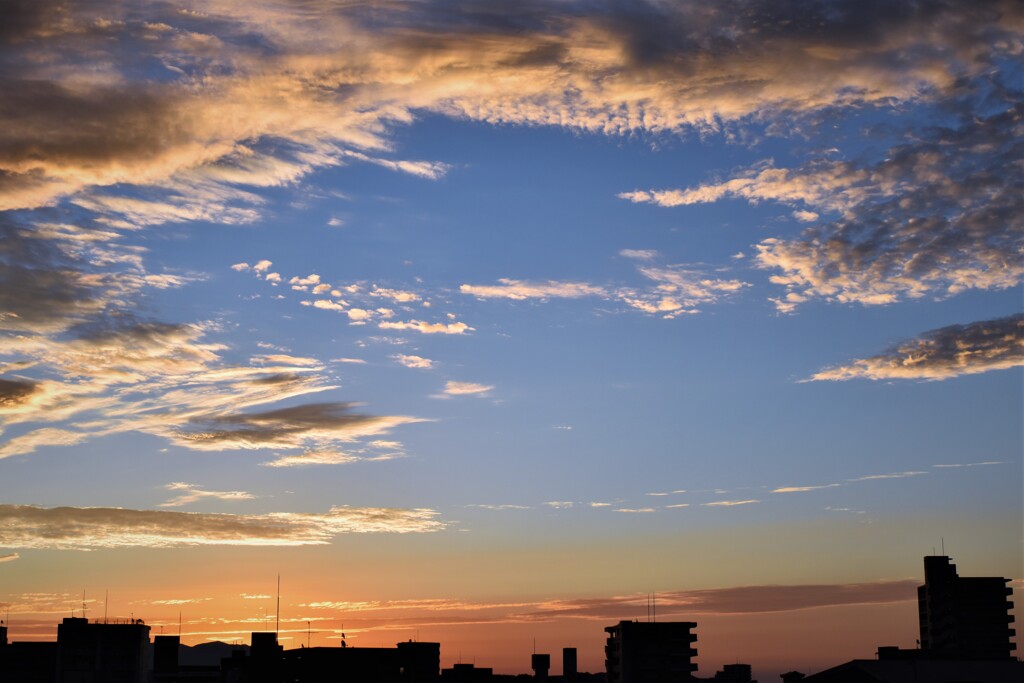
[0,0,1021,678]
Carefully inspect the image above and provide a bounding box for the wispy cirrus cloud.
[772,484,842,494]
[702,499,760,507]
[439,381,494,397]
[0,504,446,550]
[460,280,606,301]
[150,597,213,606]
[159,482,256,508]
[522,580,917,620]
[0,314,422,460]
[461,260,747,319]
[809,315,1024,381]
[0,552,19,563]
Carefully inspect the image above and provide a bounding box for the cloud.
[6,0,1014,213]
[0,428,90,460]
[615,265,748,318]
[261,449,398,468]
[0,504,446,550]
[702,499,760,507]
[0,222,122,334]
[772,484,842,494]
[460,279,606,300]
[619,249,659,260]
[0,315,423,460]
[755,107,1024,310]
[174,402,424,452]
[544,501,574,509]
[440,381,493,397]
[613,508,655,513]
[378,320,473,335]
[0,552,19,563]
[522,580,918,620]
[151,597,212,605]
[393,354,435,369]
[849,471,927,482]
[159,482,256,507]
[0,378,40,408]
[370,287,421,303]
[462,262,747,319]
[621,95,1023,312]
[933,461,1005,468]
[809,315,1024,381]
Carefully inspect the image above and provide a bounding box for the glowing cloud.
[159,482,256,507]
[809,315,1024,381]
[460,280,606,300]
[0,504,446,550]
[378,320,473,335]
[394,354,435,369]
[441,381,494,397]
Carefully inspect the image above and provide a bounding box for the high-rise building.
[55,617,151,683]
[918,555,1016,660]
[531,653,550,681]
[562,647,578,683]
[604,621,698,683]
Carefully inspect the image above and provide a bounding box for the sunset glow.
[1,1,1021,679]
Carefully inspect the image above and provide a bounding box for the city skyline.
[0,1,1021,679]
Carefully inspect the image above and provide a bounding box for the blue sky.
[0,0,1021,676]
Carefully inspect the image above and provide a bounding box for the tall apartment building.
[604,621,698,683]
[55,617,151,683]
[918,555,1016,660]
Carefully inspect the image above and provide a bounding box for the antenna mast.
[104,590,108,624]
[276,574,281,635]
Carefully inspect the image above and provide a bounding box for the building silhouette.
[55,617,151,683]
[917,555,1016,660]
[801,555,1022,682]
[562,647,578,683]
[710,663,753,683]
[532,653,551,681]
[604,621,698,683]
[441,662,494,682]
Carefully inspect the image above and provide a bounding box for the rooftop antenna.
[275,574,281,635]
[178,611,182,637]
[653,593,656,623]
[82,590,87,621]
[104,590,108,625]
[941,537,945,555]
[646,594,650,622]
